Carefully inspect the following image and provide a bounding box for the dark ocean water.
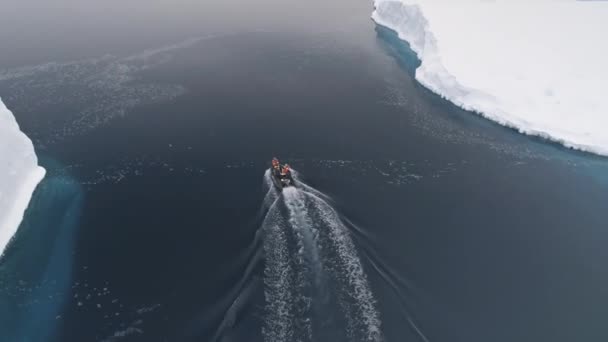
[1,1,608,341]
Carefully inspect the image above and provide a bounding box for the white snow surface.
[0,97,45,258]
[372,0,608,156]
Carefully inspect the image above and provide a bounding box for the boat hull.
[271,168,295,190]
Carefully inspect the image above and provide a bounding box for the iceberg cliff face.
[372,0,608,156]
[0,98,46,258]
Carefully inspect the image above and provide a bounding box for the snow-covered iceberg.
[372,0,608,156]
[0,98,45,258]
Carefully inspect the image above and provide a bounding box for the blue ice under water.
[0,157,83,342]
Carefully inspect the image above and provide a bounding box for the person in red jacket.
[281,164,291,177]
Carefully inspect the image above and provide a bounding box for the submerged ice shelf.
[0,97,45,258]
[372,0,608,156]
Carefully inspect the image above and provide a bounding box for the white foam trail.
[261,204,298,342]
[280,187,316,341]
[261,183,312,342]
[261,169,279,211]
[306,192,383,342]
[261,170,382,341]
[261,173,316,342]
[283,187,323,282]
[262,169,273,191]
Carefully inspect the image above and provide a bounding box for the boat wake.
[260,170,382,342]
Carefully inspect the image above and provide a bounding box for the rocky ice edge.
[372,0,608,156]
[0,97,45,258]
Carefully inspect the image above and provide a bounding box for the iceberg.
[0,98,45,258]
[372,0,608,156]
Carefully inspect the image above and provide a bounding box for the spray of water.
[283,187,323,284]
[260,170,383,342]
[261,202,300,342]
[306,191,382,342]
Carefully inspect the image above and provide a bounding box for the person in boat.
[281,164,291,178]
[272,157,281,176]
